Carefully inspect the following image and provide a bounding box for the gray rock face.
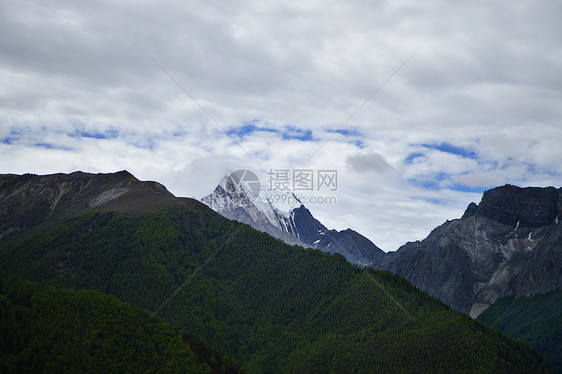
[201,180,304,246]
[202,181,385,266]
[290,205,327,244]
[290,205,386,265]
[0,171,206,240]
[378,185,562,314]
[476,185,559,227]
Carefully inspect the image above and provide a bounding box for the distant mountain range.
[0,170,554,373]
[202,176,562,317]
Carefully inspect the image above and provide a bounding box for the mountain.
[0,171,553,373]
[203,178,562,315]
[201,174,303,246]
[477,290,562,373]
[378,185,562,315]
[0,170,204,239]
[202,175,385,265]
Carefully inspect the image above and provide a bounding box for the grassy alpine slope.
[0,205,553,373]
[477,290,562,373]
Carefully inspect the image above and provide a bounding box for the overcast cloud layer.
[1,0,561,250]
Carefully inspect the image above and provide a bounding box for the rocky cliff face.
[476,185,559,227]
[290,205,386,265]
[201,177,304,246]
[0,171,204,239]
[379,185,562,315]
[202,179,385,265]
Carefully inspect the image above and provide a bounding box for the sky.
[1,0,561,251]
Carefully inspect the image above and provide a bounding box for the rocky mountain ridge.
[2,171,560,318]
[202,175,562,316]
[379,185,562,315]
[1,173,552,373]
[202,176,385,265]
[0,170,205,239]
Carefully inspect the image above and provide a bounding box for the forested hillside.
[0,275,239,373]
[0,205,553,373]
[477,290,562,373]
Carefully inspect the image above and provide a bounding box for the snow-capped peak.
[201,173,386,267]
[202,174,303,237]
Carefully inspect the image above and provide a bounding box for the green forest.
[0,275,241,373]
[478,290,562,373]
[0,207,554,373]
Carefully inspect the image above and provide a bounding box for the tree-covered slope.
[477,290,562,373]
[0,275,240,373]
[0,206,553,373]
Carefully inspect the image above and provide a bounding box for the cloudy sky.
[1,0,561,250]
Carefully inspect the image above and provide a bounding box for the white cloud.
[1,0,561,250]
[453,172,504,189]
[346,152,393,174]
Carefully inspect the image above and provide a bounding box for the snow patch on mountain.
[201,174,386,266]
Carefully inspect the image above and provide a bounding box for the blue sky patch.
[421,142,477,159]
[408,172,447,190]
[172,130,188,137]
[449,184,487,193]
[329,129,362,137]
[130,137,157,150]
[353,140,366,148]
[34,143,73,151]
[412,179,441,190]
[328,128,365,148]
[409,175,488,194]
[227,122,316,142]
[71,129,119,140]
[525,163,537,174]
[405,152,426,164]
[281,126,313,141]
[227,122,279,137]
[1,137,18,145]
[1,128,28,144]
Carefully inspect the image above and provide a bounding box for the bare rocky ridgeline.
[378,185,562,316]
[0,171,202,239]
